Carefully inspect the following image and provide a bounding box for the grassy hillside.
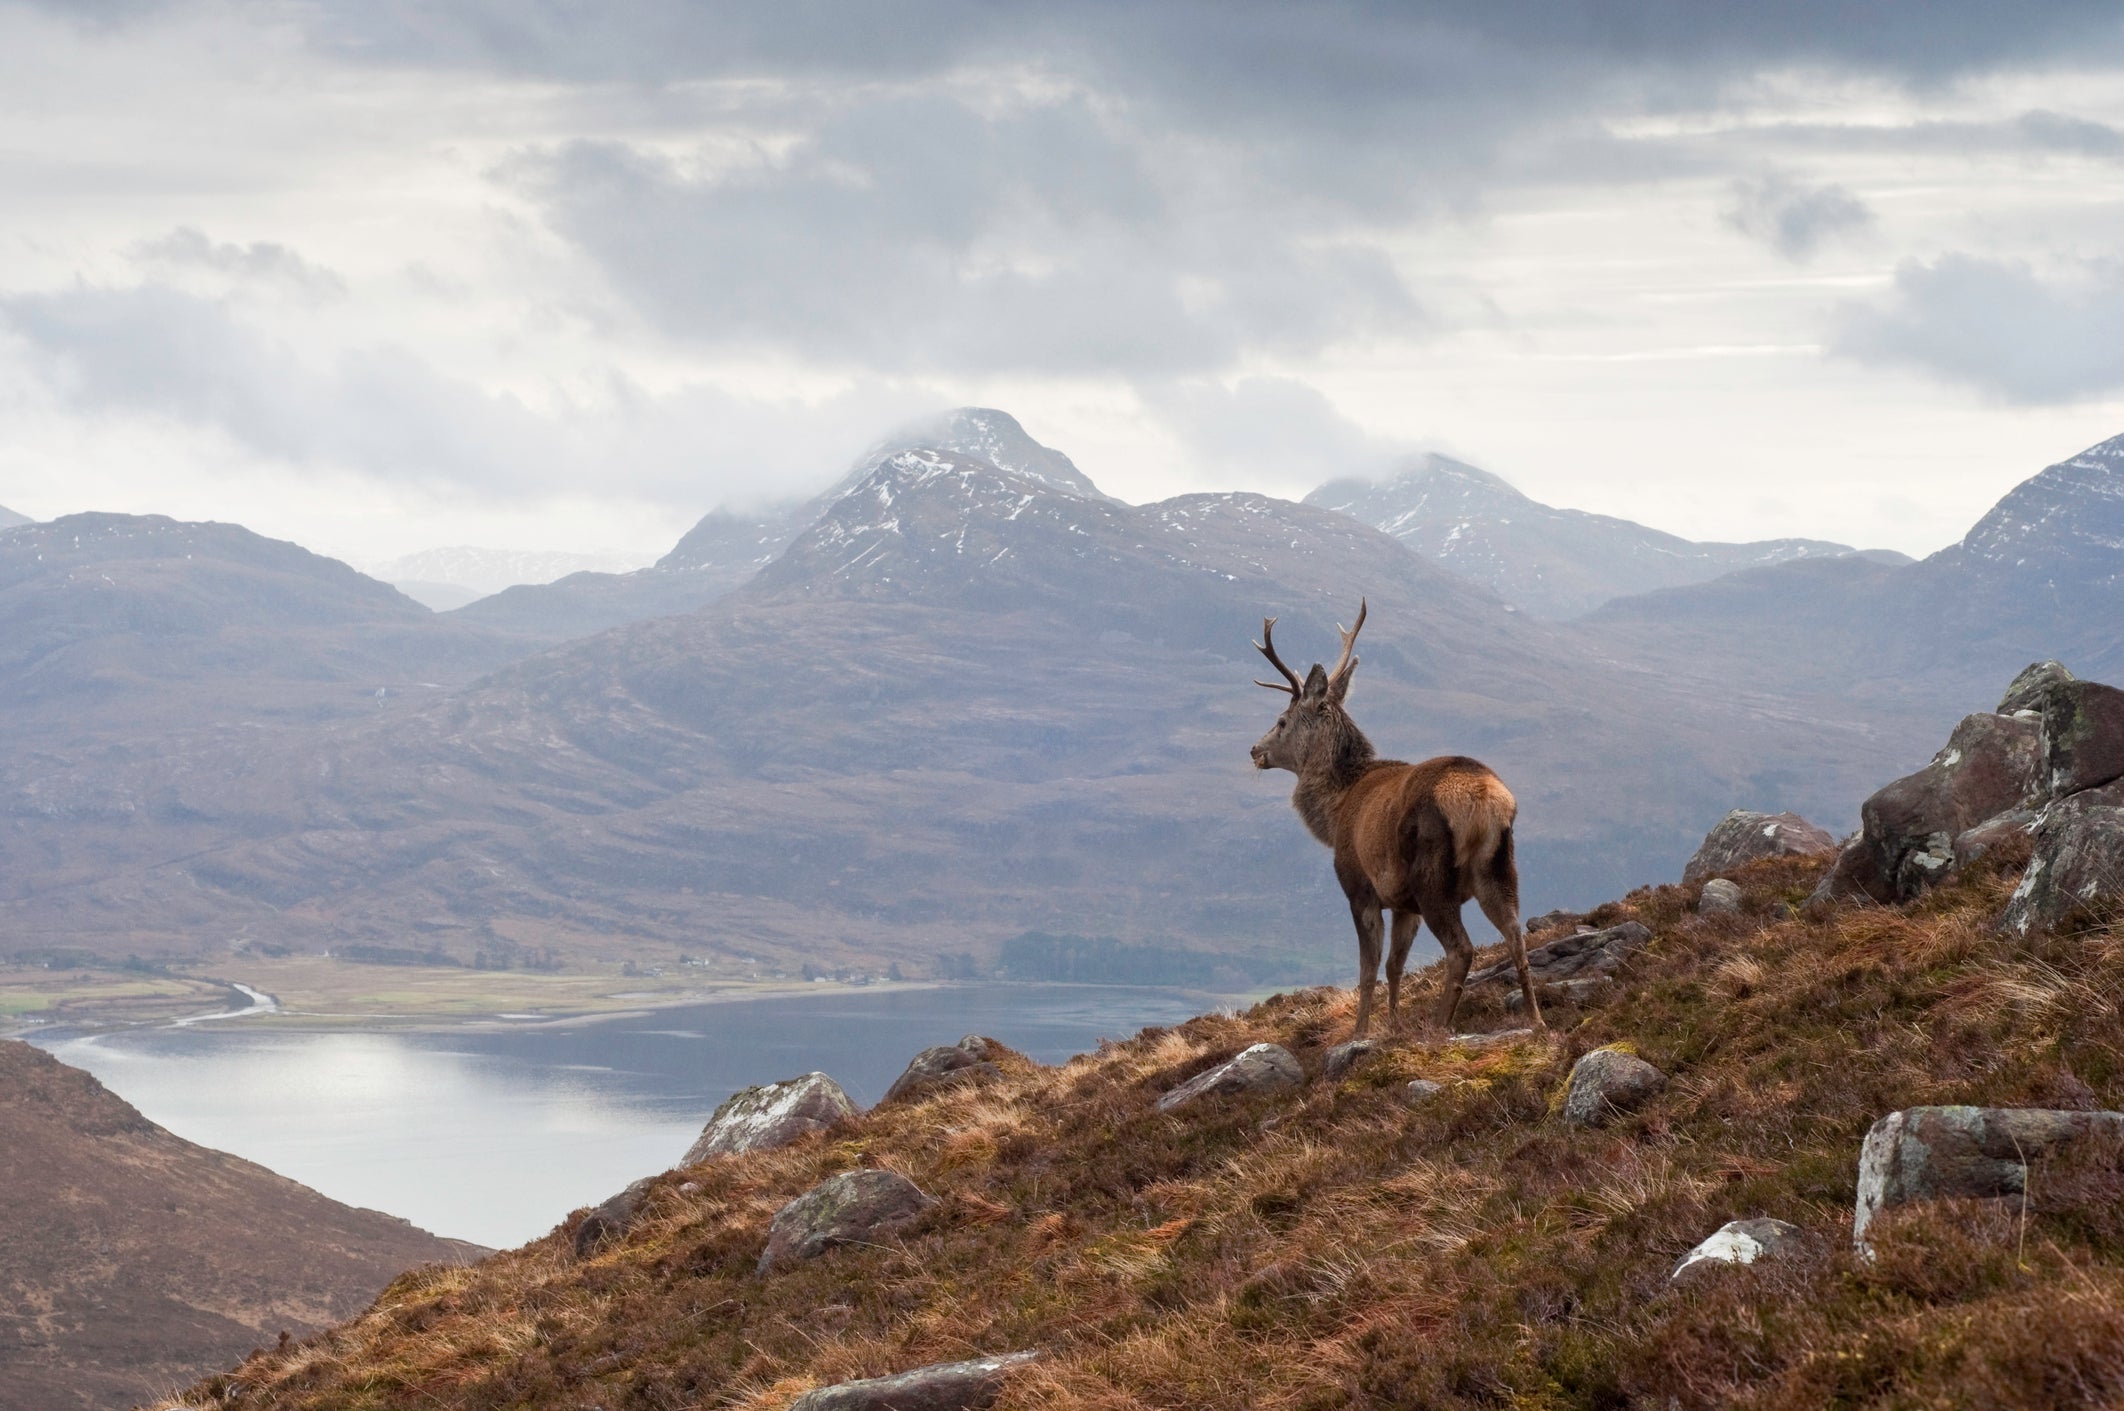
[156,852,2124,1411]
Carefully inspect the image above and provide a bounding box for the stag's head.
[1249,600,1367,774]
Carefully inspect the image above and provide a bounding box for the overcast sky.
[5,1,2124,568]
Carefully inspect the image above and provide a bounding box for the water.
[30,984,1227,1248]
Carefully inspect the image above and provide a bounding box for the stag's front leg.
[1385,910,1419,1034]
[1348,901,1384,1038]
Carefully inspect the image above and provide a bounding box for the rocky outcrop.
[2000,781,2124,936]
[883,1036,1005,1104]
[1683,811,1838,884]
[1670,1218,1809,1283]
[1998,660,2073,717]
[1561,1048,1667,1127]
[1814,711,2044,905]
[1697,878,1743,915]
[758,1170,937,1275]
[2037,679,2124,800]
[1468,920,1650,990]
[1853,1105,2124,1246]
[1322,1040,1378,1082]
[573,1177,655,1258]
[684,1072,858,1164]
[1157,1043,1302,1113]
[789,1352,1039,1411]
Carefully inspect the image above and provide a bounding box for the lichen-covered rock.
[1952,809,2038,869]
[684,1072,857,1164]
[1683,811,1839,884]
[1450,1028,1537,1049]
[757,1169,936,1275]
[1402,1079,1445,1105]
[2037,679,2124,800]
[1813,711,2045,905]
[1853,1105,2124,1246]
[1697,878,1743,915]
[1467,920,1650,989]
[1671,1218,1809,1283]
[573,1177,655,1258]
[882,1036,1006,1104]
[1999,781,2124,937]
[1561,1048,1667,1127]
[1157,1043,1302,1112]
[1322,1039,1379,1082]
[1999,660,2074,717]
[789,1352,1039,1411]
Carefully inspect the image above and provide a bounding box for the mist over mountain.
[1308,454,1864,619]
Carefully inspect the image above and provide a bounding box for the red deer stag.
[1249,601,1543,1036]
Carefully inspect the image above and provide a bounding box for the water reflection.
[37,984,1225,1248]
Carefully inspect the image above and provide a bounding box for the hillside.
[0,1040,476,1411]
[152,843,2124,1411]
[0,446,1939,974]
[1308,454,1861,619]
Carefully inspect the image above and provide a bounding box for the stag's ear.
[1328,655,1357,702]
[1301,664,1330,700]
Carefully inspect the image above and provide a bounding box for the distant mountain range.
[0,1040,473,1411]
[1308,453,1890,619]
[370,546,650,612]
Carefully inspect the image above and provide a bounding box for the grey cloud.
[1144,376,1410,488]
[132,227,348,298]
[1,282,934,506]
[1722,172,1873,261]
[1832,254,2124,403]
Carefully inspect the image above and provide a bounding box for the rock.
[1504,976,1612,1011]
[757,1169,937,1275]
[883,1036,1005,1104]
[1813,711,2045,905]
[1449,1028,1537,1048]
[1157,1043,1302,1113]
[684,1072,858,1164]
[1670,1218,1809,1283]
[573,1177,654,1258]
[788,1351,1039,1411]
[1468,920,1651,989]
[1524,908,1585,936]
[1999,781,2124,937]
[1999,660,2074,716]
[1322,1039,1379,1082]
[1561,1048,1667,1127]
[1401,1079,1445,1105]
[1853,1105,2124,1246]
[1683,811,1839,884]
[1952,809,2038,869]
[1697,878,1743,915]
[2037,679,2124,800]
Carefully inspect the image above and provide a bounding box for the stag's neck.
[1290,720,1378,847]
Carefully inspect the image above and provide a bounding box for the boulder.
[1561,1048,1667,1127]
[1322,1039,1379,1082]
[1157,1043,1302,1113]
[1952,809,2038,869]
[573,1176,654,1258]
[1683,811,1839,884]
[1697,878,1743,915]
[1504,976,1611,1012]
[1999,781,2124,937]
[758,1169,936,1275]
[1813,711,2044,905]
[1670,1217,1809,1283]
[2037,679,2124,800]
[789,1352,1039,1411]
[1468,920,1651,989]
[883,1036,1006,1104]
[1401,1079,1445,1105]
[1999,660,2074,717]
[1853,1105,2124,1246]
[684,1072,858,1164]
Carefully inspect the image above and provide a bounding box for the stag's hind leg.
[1348,899,1385,1038]
[1385,910,1420,1034]
[1422,903,1477,1033]
[1472,829,1544,1029]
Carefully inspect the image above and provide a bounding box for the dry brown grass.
[151,853,2124,1411]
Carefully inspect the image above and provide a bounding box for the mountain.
[0,1040,475,1411]
[450,408,1102,643]
[369,546,649,609]
[0,504,29,531]
[0,445,1938,976]
[1307,453,1859,618]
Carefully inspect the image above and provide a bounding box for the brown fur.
[1251,606,1543,1036]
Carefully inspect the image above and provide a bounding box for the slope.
[1309,453,1858,619]
[0,1039,476,1411]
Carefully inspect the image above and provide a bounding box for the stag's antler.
[1253,616,1303,696]
[1327,598,1367,691]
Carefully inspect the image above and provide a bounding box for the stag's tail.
[1433,764,1518,883]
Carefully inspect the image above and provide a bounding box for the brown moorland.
[155,850,2124,1411]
